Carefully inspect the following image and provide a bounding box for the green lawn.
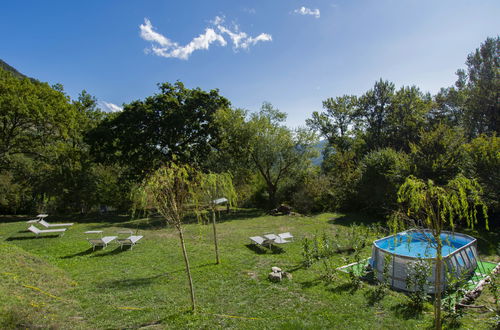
[0,211,498,329]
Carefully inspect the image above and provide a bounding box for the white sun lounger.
[117,235,143,250]
[39,219,74,228]
[26,214,49,223]
[88,236,117,250]
[264,234,290,244]
[278,232,294,242]
[28,225,67,237]
[249,236,274,248]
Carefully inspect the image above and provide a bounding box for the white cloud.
[139,19,174,47]
[213,16,272,50]
[140,17,271,60]
[101,101,123,113]
[150,28,226,60]
[294,6,321,18]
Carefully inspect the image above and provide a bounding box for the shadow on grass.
[365,287,387,306]
[287,263,306,273]
[87,216,166,231]
[180,208,266,226]
[300,278,323,289]
[244,244,284,255]
[327,282,361,294]
[61,248,95,259]
[390,301,425,320]
[97,272,170,289]
[328,213,382,227]
[92,246,129,257]
[6,235,60,240]
[217,208,266,223]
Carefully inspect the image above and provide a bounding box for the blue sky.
[1,0,499,127]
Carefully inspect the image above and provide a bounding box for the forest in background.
[0,37,498,228]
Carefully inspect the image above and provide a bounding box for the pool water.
[375,231,470,258]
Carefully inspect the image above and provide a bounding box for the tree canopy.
[88,81,230,180]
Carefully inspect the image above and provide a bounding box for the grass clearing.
[0,211,498,329]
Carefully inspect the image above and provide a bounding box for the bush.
[290,171,333,214]
[406,259,431,312]
[357,148,410,215]
[322,149,361,211]
[463,134,500,218]
[410,124,466,185]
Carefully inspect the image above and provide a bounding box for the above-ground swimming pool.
[370,230,478,293]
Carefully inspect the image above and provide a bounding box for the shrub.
[357,148,410,215]
[463,134,500,218]
[406,259,431,311]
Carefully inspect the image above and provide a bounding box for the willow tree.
[196,172,236,264]
[395,174,488,329]
[142,163,200,312]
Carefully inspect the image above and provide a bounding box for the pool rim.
[372,229,477,260]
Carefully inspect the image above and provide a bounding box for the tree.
[32,90,110,213]
[428,87,464,128]
[88,81,230,180]
[196,172,236,264]
[247,103,318,208]
[306,95,358,152]
[0,68,76,171]
[455,37,499,138]
[395,175,488,329]
[386,86,431,152]
[410,125,466,185]
[357,79,395,151]
[141,162,200,311]
[357,148,410,215]
[463,134,500,217]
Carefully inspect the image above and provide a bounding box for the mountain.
[311,140,327,166]
[0,59,30,79]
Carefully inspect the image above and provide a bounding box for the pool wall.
[370,230,478,293]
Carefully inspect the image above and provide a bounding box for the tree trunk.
[434,235,443,330]
[212,210,220,264]
[178,228,196,312]
[268,184,277,209]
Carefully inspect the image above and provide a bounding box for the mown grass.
[0,211,498,329]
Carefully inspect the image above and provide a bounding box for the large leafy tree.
[456,36,499,138]
[0,68,82,213]
[88,82,230,180]
[307,95,358,153]
[410,124,466,185]
[357,79,395,151]
[0,68,76,171]
[213,104,318,208]
[463,134,500,217]
[386,86,431,152]
[247,103,318,208]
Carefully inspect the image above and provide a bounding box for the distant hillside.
[0,59,35,81]
[311,140,327,166]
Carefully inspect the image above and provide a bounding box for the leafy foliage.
[140,162,202,311]
[88,82,230,180]
[394,174,488,329]
[406,259,431,312]
[358,148,411,214]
